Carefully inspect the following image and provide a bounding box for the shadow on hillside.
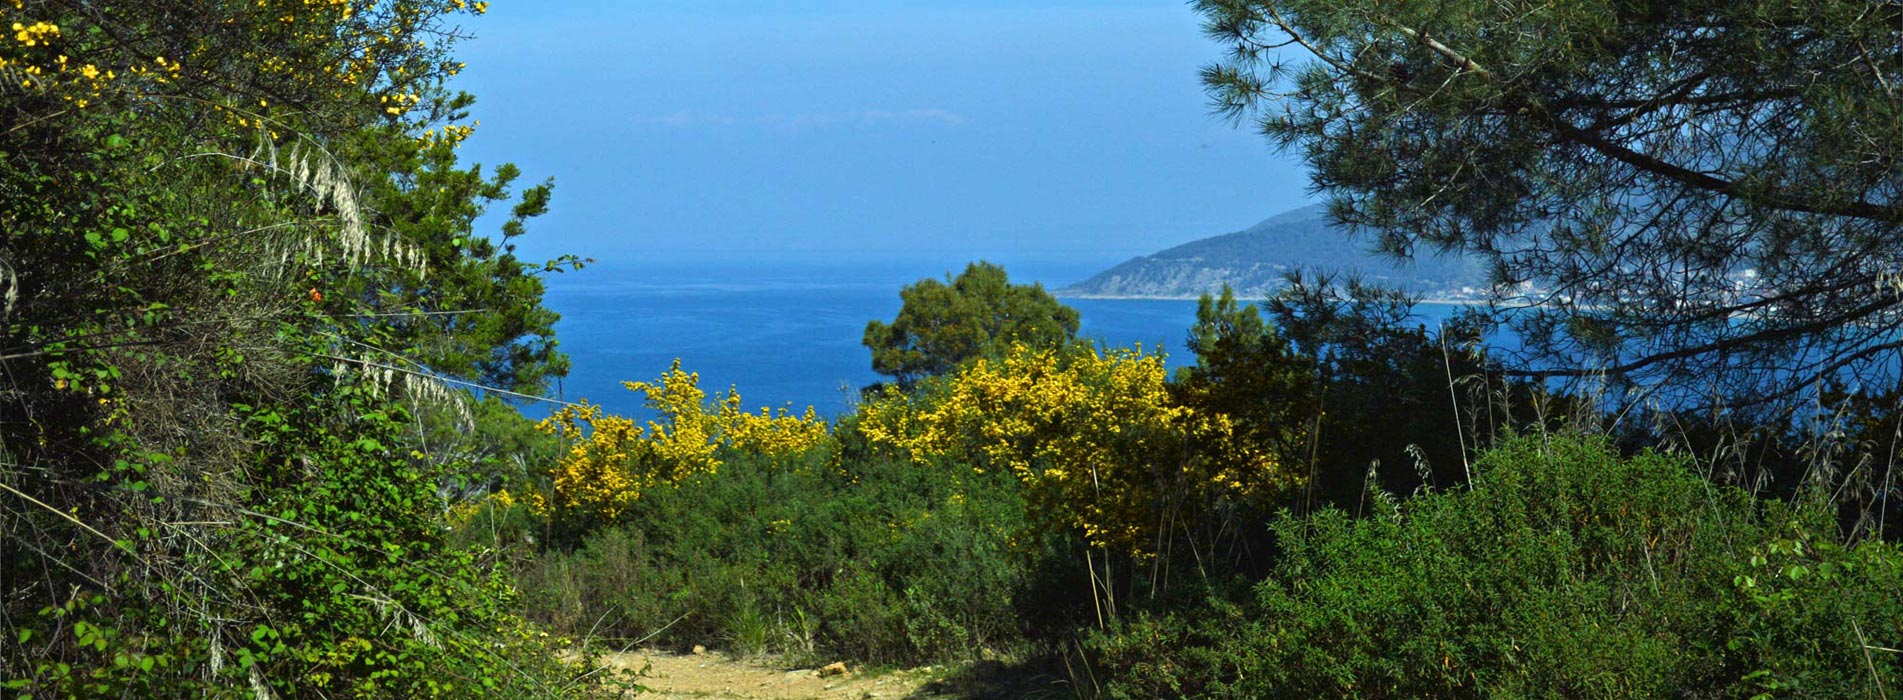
[906,657,1079,700]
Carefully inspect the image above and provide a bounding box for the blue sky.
[450,0,1313,271]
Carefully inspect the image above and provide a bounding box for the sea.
[536,259,1472,420]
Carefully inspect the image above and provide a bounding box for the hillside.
[1058,204,1486,298]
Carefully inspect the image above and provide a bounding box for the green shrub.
[514,435,1066,666]
[1085,434,1903,699]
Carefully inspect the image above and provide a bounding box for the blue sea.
[538,260,1470,419]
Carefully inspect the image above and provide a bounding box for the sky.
[450,0,1314,272]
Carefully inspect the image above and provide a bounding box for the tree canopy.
[1173,286,1313,492]
[1195,0,1903,411]
[0,1,595,695]
[863,261,1080,387]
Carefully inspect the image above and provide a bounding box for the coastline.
[1059,292,1495,307]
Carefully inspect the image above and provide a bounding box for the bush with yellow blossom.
[535,359,828,529]
[858,342,1300,557]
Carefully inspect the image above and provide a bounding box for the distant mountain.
[1058,205,1487,299]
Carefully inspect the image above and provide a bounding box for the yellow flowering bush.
[535,360,828,527]
[0,0,485,123]
[859,343,1298,556]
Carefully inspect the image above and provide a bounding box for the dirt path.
[599,650,953,700]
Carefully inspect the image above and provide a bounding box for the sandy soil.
[598,650,955,700]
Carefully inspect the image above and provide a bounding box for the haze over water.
[541,259,1161,418]
[540,259,1476,419]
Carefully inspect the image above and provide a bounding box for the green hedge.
[1084,435,1903,699]
[509,437,1075,666]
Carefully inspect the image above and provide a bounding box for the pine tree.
[1197,0,1903,410]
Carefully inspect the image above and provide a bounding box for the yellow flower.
[537,360,826,527]
[857,343,1297,557]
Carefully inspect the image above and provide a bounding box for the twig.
[0,479,124,551]
[1441,325,1472,483]
[1854,620,1891,700]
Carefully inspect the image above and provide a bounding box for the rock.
[690,644,706,656]
[819,661,849,677]
[785,669,810,679]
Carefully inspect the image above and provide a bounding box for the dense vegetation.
[1084,436,1903,698]
[7,0,1900,697]
[0,1,618,697]
[506,339,1291,664]
[1197,0,1903,410]
[863,260,1079,388]
[486,268,1903,698]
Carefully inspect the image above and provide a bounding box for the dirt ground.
[596,649,1067,700]
[599,650,952,700]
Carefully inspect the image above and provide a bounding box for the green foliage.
[424,394,566,501]
[859,340,1299,563]
[1175,285,1313,484]
[1195,0,1903,407]
[1249,274,1595,513]
[1611,385,1903,544]
[863,261,1080,387]
[513,436,1065,666]
[1264,274,1486,508]
[0,1,609,696]
[1084,435,1903,699]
